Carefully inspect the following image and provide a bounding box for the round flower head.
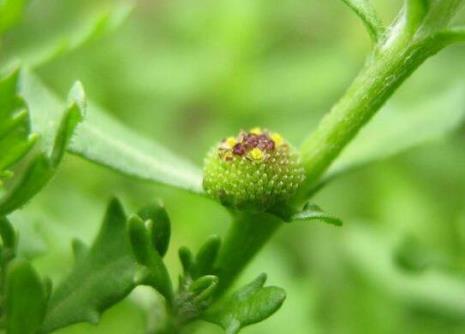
[203,128,305,211]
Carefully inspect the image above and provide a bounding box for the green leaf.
[0,0,27,34]
[19,70,204,194]
[204,273,286,334]
[340,0,384,42]
[292,204,343,226]
[0,80,85,215]
[323,83,465,184]
[5,259,48,334]
[137,200,171,257]
[41,198,138,333]
[69,102,204,194]
[0,67,37,181]
[128,215,173,302]
[345,225,465,318]
[192,235,222,278]
[179,246,194,275]
[4,2,133,68]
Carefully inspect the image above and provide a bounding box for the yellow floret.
[250,127,262,135]
[271,133,284,146]
[249,147,265,161]
[224,136,237,148]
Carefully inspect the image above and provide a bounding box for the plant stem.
[214,211,283,296]
[298,12,455,198]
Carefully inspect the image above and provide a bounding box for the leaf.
[204,273,286,334]
[0,80,85,215]
[0,0,27,34]
[340,0,385,42]
[292,204,343,226]
[323,83,465,184]
[5,259,48,334]
[0,67,37,181]
[0,216,17,263]
[41,198,138,333]
[137,200,171,257]
[192,235,222,278]
[4,2,134,69]
[69,103,204,194]
[19,70,204,194]
[345,225,465,318]
[128,215,173,301]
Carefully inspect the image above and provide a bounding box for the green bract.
[203,128,305,211]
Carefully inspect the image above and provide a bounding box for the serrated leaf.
[137,200,171,257]
[0,80,85,215]
[128,215,173,302]
[5,259,48,334]
[292,204,343,226]
[20,70,204,194]
[4,2,134,68]
[322,83,465,185]
[340,0,384,42]
[41,198,138,333]
[0,0,27,34]
[204,273,286,334]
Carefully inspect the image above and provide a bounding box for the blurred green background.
[2,0,465,333]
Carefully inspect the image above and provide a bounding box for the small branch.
[340,0,385,42]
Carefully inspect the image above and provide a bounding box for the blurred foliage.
[1,0,465,333]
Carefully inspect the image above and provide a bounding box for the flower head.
[203,128,305,211]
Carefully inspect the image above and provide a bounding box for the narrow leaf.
[5,259,48,334]
[41,198,138,333]
[4,2,134,68]
[179,246,194,275]
[137,200,171,257]
[204,273,286,333]
[292,204,343,226]
[193,235,222,278]
[128,215,173,301]
[340,0,385,42]
[69,103,204,194]
[20,71,204,194]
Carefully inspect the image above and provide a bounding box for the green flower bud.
[203,128,305,211]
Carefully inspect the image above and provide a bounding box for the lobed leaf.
[340,0,385,42]
[41,198,138,333]
[321,83,465,186]
[204,273,286,334]
[292,203,343,226]
[5,259,48,334]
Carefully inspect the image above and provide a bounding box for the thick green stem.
[298,17,448,197]
[214,211,283,296]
